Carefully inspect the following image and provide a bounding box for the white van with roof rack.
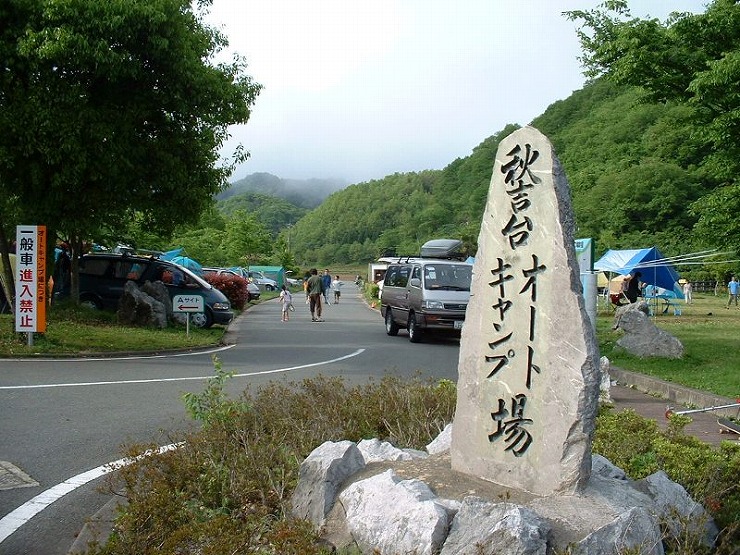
[380,239,472,343]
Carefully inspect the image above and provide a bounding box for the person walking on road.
[279,285,293,322]
[307,268,324,321]
[322,269,332,305]
[727,276,739,308]
[332,275,343,304]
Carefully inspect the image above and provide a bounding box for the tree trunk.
[69,235,82,304]
[0,222,15,313]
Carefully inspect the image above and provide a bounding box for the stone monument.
[450,126,600,496]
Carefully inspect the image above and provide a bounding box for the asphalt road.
[0,288,461,555]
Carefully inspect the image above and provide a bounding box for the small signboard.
[173,294,204,313]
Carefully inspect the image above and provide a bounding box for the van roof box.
[420,239,465,260]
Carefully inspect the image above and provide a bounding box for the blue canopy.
[594,247,684,299]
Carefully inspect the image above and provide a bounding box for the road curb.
[610,367,739,419]
[67,497,124,554]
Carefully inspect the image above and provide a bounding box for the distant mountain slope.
[286,78,711,265]
[218,172,349,209]
[216,192,307,237]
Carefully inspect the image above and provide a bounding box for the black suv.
[67,254,233,328]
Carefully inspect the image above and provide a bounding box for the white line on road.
[0,343,235,363]
[0,443,183,545]
[0,349,366,543]
[0,348,365,390]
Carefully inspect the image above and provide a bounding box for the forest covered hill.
[279,78,713,268]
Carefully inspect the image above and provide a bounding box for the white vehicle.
[380,239,472,343]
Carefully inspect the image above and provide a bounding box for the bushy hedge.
[203,273,250,310]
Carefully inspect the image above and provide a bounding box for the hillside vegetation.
[284,78,714,269]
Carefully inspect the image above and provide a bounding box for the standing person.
[727,276,739,308]
[624,271,642,303]
[279,285,293,322]
[306,268,324,321]
[332,275,343,304]
[322,269,332,305]
[682,281,693,304]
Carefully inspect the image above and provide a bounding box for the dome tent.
[594,247,684,299]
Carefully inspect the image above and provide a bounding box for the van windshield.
[423,264,471,291]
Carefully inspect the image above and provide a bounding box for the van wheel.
[407,314,423,343]
[190,309,213,329]
[385,309,399,336]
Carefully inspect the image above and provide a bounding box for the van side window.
[79,258,113,277]
[411,266,421,284]
[386,265,411,287]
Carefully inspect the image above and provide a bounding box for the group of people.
[278,268,344,322]
[620,272,740,308]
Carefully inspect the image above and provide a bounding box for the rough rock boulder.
[613,301,683,358]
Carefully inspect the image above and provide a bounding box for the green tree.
[0,0,261,301]
[565,0,740,252]
[224,210,272,267]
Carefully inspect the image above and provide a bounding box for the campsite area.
[596,290,740,399]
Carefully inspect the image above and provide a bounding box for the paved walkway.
[609,369,739,448]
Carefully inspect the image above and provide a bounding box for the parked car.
[380,239,472,343]
[202,267,261,300]
[67,254,234,328]
[228,267,279,291]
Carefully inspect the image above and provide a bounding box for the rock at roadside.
[337,469,450,555]
[118,281,167,329]
[292,434,718,555]
[141,280,173,317]
[613,302,684,358]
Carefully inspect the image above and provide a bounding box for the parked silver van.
[380,239,472,342]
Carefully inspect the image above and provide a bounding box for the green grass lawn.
[0,301,225,356]
[597,292,740,399]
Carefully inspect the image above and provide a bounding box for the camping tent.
[594,247,684,299]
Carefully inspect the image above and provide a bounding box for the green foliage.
[565,0,740,254]
[182,358,250,429]
[92,369,740,554]
[0,0,261,299]
[0,302,222,355]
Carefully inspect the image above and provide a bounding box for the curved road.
[0,289,460,554]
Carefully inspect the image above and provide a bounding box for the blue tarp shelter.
[594,247,684,299]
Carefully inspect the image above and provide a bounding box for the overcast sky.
[205,0,709,185]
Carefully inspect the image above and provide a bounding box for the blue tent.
[594,247,684,299]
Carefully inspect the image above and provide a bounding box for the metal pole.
[665,402,740,418]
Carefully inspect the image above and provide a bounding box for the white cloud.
[205,0,710,184]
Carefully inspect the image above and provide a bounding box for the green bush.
[90,371,455,554]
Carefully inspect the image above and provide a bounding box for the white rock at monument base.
[426,422,453,454]
[338,469,450,555]
[290,440,365,527]
[439,496,550,555]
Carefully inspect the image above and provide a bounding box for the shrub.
[92,373,739,554]
[203,273,249,309]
